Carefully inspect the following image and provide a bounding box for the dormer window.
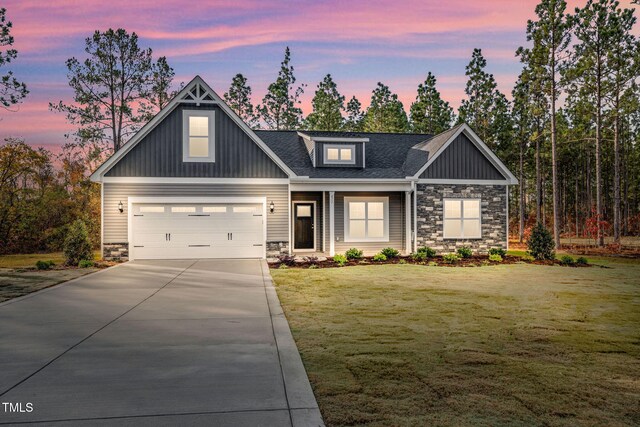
[324,144,355,165]
[183,110,215,162]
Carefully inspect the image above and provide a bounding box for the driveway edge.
[261,260,324,427]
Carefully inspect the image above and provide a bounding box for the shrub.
[411,251,426,261]
[576,256,589,265]
[373,253,387,262]
[457,246,473,258]
[560,255,575,265]
[345,248,363,260]
[278,263,289,269]
[521,254,535,262]
[417,246,437,258]
[527,222,556,260]
[442,253,460,264]
[63,220,93,266]
[398,259,407,265]
[308,264,318,269]
[78,259,94,268]
[35,260,55,270]
[333,254,347,266]
[488,247,506,257]
[427,261,438,267]
[380,247,399,259]
[277,254,296,266]
[488,254,503,262]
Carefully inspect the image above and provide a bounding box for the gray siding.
[316,142,364,168]
[420,133,505,180]
[326,192,405,255]
[106,105,287,178]
[291,192,324,252]
[103,183,289,243]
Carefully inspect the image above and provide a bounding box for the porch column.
[329,191,335,256]
[413,187,418,253]
[405,191,412,254]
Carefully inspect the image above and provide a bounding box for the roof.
[256,130,433,178]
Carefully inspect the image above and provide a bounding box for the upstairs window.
[324,144,355,165]
[182,110,215,162]
[443,199,481,239]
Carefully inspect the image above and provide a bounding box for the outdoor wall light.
[118,201,124,213]
[269,201,275,213]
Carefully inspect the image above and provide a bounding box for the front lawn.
[272,260,640,426]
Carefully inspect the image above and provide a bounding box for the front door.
[294,203,314,250]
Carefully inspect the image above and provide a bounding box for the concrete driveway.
[0,260,322,426]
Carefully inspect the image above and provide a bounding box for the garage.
[129,201,265,260]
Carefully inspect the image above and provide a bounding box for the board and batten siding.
[421,133,505,180]
[105,104,287,178]
[103,183,289,243]
[324,191,405,255]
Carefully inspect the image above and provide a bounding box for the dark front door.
[294,203,314,250]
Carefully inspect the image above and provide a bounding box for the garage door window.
[233,206,258,213]
[203,206,226,213]
[139,206,164,213]
[171,206,196,213]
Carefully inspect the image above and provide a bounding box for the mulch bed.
[269,255,590,269]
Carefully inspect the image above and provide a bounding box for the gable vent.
[180,82,217,106]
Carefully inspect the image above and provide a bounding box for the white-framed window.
[324,144,355,165]
[443,199,481,239]
[182,110,215,162]
[344,197,389,242]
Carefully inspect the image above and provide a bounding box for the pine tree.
[512,70,532,242]
[363,83,409,133]
[148,56,177,111]
[257,47,305,130]
[224,73,257,127]
[304,74,345,131]
[343,96,364,132]
[409,72,453,134]
[0,7,27,109]
[457,49,497,142]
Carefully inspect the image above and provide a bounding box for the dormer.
[298,132,369,168]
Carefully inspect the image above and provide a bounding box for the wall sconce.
[269,201,275,213]
[118,201,124,213]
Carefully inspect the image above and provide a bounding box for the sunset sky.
[1,0,638,149]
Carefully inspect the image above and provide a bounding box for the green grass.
[0,251,101,268]
[272,260,640,426]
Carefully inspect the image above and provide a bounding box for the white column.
[322,191,326,253]
[405,191,412,254]
[287,182,292,254]
[329,191,335,256]
[505,186,509,251]
[413,187,418,253]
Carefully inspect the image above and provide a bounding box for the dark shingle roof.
[256,130,434,178]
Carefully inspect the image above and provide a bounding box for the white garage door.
[130,203,264,259]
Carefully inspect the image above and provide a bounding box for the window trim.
[344,196,389,243]
[324,144,356,165]
[442,198,482,239]
[182,110,215,163]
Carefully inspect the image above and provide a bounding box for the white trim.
[182,109,216,163]
[90,76,295,182]
[506,186,509,251]
[292,201,317,252]
[417,179,510,185]
[290,183,411,192]
[322,191,326,253]
[442,198,482,239]
[405,191,411,254]
[287,182,292,255]
[127,196,267,261]
[412,124,518,184]
[297,132,369,143]
[324,144,356,165]
[290,177,408,183]
[329,191,335,256]
[101,177,289,185]
[413,185,417,253]
[343,196,390,243]
[100,184,104,259]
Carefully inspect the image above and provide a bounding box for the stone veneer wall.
[266,241,289,257]
[416,184,507,253]
[103,243,129,260]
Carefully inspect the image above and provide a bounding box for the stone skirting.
[103,242,129,260]
[266,241,289,257]
[416,184,507,254]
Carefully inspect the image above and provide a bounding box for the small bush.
[442,253,460,264]
[63,220,93,266]
[457,246,473,258]
[373,253,387,262]
[308,264,318,269]
[278,263,289,269]
[380,247,399,259]
[411,251,426,261]
[489,247,506,257]
[527,222,555,260]
[398,259,407,265]
[481,260,491,266]
[35,260,55,270]
[488,254,503,262]
[333,254,347,266]
[427,261,438,267]
[576,256,588,265]
[277,254,296,266]
[521,253,535,262]
[78,259,94,268]
[345,248,363,260]
[560,255,575,265]
[417,247,437,258]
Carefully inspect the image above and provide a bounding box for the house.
[90,76,518,261]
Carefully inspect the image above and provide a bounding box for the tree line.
[1,0,639,254]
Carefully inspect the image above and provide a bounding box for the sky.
[1,0,638,150]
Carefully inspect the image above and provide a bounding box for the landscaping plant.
[277,254,296,266]
[576,256,589,265]
[345,248,363,260]
[488,254,503,262]
[442,253,460,264]
[527,222,556,260]
[560,255,575,265]
[373,253,387,262]
[412,246,436,261]
[380,247,399,259]
[78,259,94,268]
[333,254,347,266]
[35,260,55,270]
[489,247,506,257]
[63,220,93,266]
[456,246,472,258]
